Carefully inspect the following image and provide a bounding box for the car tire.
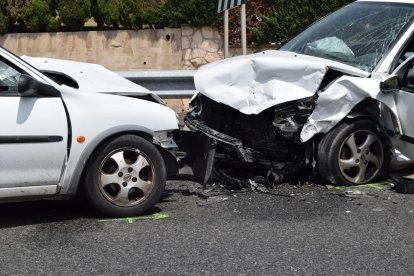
[317,119,390,186]
[85,135,166,217]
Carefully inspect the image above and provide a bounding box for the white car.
[185,0,414,186]
[0,47,179,217]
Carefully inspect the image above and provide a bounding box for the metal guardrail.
[117,70,196,97]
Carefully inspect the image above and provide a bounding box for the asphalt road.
[0,179,413,275]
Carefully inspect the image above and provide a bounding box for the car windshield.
[281,2,414,72]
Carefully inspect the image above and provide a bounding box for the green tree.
[91,0,120,29]
[0,11,8,34]
[22,0,59,32]
[0,0,9,33]
[161,0,220,27]
[118,0,136,29]
[6,0,26,29]
[57,0,91,31]
[131,0,167,29]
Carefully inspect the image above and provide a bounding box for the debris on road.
[248,177,269,193]
[196,196,229,206]
[389,172,414,194]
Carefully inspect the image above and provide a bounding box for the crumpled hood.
[195,50,369,115]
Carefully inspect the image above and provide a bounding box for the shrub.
[22,0,59,32]
[131,0,167,29]
[0,11,8,34]
[91,0,120,29]
[118,0,136,29]
[161,0,221,27]
[57,0,91,31]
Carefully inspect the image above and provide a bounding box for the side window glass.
[0,59,22,94]
[394,36,414,70]
[402,60,414,92]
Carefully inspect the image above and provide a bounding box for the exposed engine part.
[272,96,316,143]
[273,117,300,137]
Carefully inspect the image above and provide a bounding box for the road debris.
[248,177,269,193]
[389,172,414,194]
[197,196,229,206]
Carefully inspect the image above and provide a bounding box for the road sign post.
[217,0,247,58]
[241,3,247,55]
[224,9,229,58]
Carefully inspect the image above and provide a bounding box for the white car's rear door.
[0,57,68,188]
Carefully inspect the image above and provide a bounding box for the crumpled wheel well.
[310,98,396,168]
[345,98,382,122]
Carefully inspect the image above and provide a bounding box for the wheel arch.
[61,125,175,195]
[318,98,398,139]
[311,98,395,171]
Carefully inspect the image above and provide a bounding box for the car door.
[0,56,68,188]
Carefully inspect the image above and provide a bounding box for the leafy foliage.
[0,0,9,34]
[160,0,221,28]
[22,0,59,32]
[56,0,91,31]
[0,11,8,34]
[91,0,120,29]
[118,0,136,29]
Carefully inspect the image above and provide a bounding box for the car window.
[282,2,414,72]
[402,60,414,92]
[0,58,23,95]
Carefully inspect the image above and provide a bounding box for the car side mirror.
[18,74,61,97]
[380,76,400,94]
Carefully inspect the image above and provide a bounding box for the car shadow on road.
[0,198,95,228]
[0,197,163,229]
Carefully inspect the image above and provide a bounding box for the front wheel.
[85,135,166,217]
[317,120,390,186]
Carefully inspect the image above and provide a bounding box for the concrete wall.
[0,29,184,71]
[0,27,227,71]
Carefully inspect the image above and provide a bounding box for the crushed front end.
[184,94,318,183]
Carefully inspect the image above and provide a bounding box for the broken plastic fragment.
[197,196,229,206]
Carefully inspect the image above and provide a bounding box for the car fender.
[57,86,179,194]
[60,124,154,195]
[300,75,401,142]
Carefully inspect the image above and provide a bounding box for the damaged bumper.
[183,94,317,183]
[185,115,253,163]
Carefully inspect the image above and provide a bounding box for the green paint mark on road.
[98,213,170,224]
[334,181,390,191]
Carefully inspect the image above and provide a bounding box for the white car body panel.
[0,185,59,199]
[57,85,178,194]
[0,97,68,188]
[21,56,151,94]
[300,74,398,142]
